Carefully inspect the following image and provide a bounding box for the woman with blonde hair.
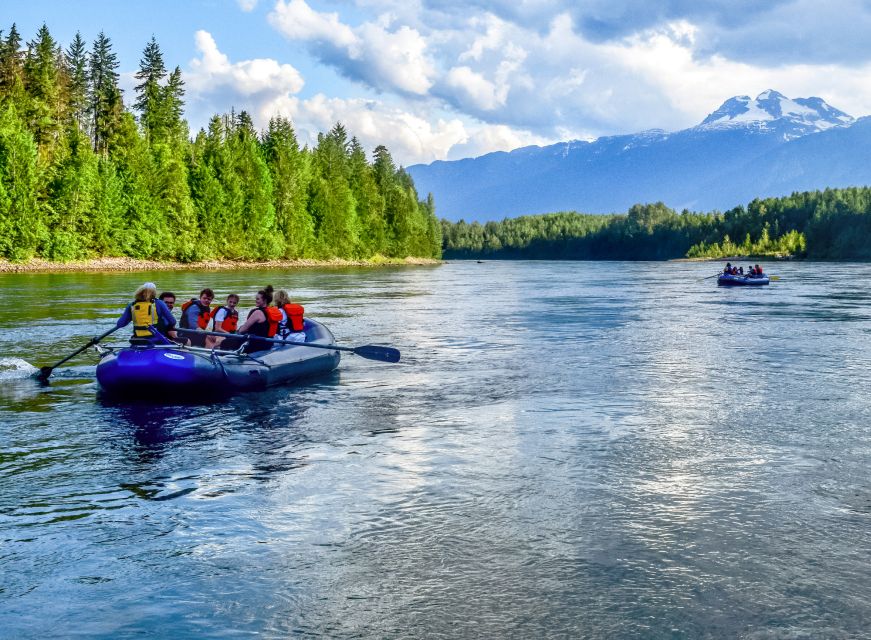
[115,282,178,343]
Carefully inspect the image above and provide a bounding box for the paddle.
[36,325,121,380]
[698,273,722,281]
[176,328,401,363]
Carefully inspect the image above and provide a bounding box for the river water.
[1,261,870,638]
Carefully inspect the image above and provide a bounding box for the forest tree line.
[0,24,441,262]
[441,187,871,260]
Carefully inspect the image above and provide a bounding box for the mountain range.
[407,90,871,222]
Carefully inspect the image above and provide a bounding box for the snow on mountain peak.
[699,90,854,137]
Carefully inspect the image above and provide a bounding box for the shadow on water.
[92,370,342,466]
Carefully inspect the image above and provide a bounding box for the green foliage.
[0,24,440,262]
[442,189,871,261]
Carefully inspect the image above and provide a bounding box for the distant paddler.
[116,282,178,343]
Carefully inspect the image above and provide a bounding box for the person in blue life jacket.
[116,282,177,343]
[723,262,732,274]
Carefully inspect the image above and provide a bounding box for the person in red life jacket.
[754,264,763,276]
[273,289,306,343]
[115,282,177,343]
[237,285,283,353]
[180,288,214,347]
[205,294,240,350]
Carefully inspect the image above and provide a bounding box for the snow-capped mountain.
[407,91,870,222]
[698,89,854,138]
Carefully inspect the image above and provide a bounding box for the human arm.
[237,309,265,334]
[115,304,132,328]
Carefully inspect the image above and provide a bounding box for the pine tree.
[89,31,122,155]
[348,137,386,256]
[0,24,25,108]
[161,66,186,140]
[23,24,61,150]
[65,32,88,132]
[263,116,313,257]
[134,36,165,138]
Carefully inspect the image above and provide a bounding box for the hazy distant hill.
[407,90,871,221]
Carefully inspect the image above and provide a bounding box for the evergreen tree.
[161,66,186,140]
[65,32,89,132]
[23,24,61,150]
[0,105,45,259]
[348,137,386,255]
[0,24,25,108]
[133,36,166,138]
[263,116,313,257]
[89,31,122,155]
[309,124,358,257]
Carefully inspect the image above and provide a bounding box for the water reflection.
[2,262,871,638]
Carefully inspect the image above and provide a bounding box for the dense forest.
[441,187,871,260]
[0,24,441,262]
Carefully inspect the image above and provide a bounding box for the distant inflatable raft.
[717,274,770,287]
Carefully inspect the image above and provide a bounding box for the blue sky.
[5,0,871,165]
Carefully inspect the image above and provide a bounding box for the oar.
[698,273,722,281]
[176,328,401,363]
[36,325,121,380]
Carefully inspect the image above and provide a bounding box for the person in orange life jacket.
[115,282,177,343]
[273,289,306,343]
[205,294,240,350]
[237,285,283,353]
[754,264,763,276]
[180,288,214,347]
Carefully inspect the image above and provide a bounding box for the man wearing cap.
[115,282,178,343]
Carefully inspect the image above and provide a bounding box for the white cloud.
[181,31,545,164]
[188,30,304,97]
[237,0,258,11]
[268,0,435,95]
[267,0,356,49]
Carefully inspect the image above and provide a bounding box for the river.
[1,261,870,638]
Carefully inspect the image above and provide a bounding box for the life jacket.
[247,306,282,339]
[131,300,157,337]
[281,303,305,332]
[212,305,238,333]
[180,298,211,330]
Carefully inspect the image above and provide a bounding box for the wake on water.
[0,357,39,379]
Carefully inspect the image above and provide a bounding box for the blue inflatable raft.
[717,273,770,287]
[96,319,341,395]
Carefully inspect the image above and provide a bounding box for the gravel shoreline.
[0,256,441,273]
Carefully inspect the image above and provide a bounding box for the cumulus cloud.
[268,0,435,95]
[181,31,548,164]
[188,30,304,96]
[186,3,871,165]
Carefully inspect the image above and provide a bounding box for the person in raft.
[273,289,306,343]
[179,288,214,347]
[205,294,240,350]
[236,285,283,353]
[116,282,178,343]
[723,262,732,274]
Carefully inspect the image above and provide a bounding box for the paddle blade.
[354,345,401,363]
[769,275,780,281]
[36,366,53,380]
